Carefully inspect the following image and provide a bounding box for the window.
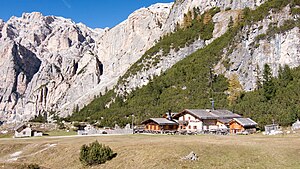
[188,117,191,120]
[193,126,197,129]
[188,126,191,129]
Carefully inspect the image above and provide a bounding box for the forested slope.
[70,0,300,129]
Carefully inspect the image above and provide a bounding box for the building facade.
[173,109,241,133]
[229,118,257,134]
[141,118,178,133]
[14,124,32,138]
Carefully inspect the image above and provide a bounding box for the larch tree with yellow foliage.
[227,73,243,106]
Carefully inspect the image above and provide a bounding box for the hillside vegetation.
[70,0,300,129]
[119,7,220,82]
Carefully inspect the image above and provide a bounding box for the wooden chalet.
[173,109,241,133]
[229,118,257,134]
[141,118,178,133]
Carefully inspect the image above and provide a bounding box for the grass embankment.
[0,134,300,169]
[0,134,13,139]
[44,130,77,136]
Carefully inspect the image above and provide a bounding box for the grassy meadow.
[0,134,300,169]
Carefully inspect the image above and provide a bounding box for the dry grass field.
[0,134,300,169]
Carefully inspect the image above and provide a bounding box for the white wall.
[15,127,32,138]
[179,114,203,132]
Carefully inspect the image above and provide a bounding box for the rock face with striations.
[0,3,173,122]
[118,0,300,97]
[215,6,300,91]
[0,12,104,122]
[115,0,267,96]
[163,0,266,33]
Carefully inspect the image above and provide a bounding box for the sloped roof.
[14,124,27,132]
[217,118,232,124]
[211,110,241,119]
[185,109,216,119]
[233,118,257,127]
[174,109,240,120]
[141,118,178,125]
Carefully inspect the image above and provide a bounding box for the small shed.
[141,118,178,133]
[32,130,43,137]
[264,124,282,135]
[229,118,257,134]
[14,124,32,138]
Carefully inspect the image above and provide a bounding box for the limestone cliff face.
[0,12,104,121]
[0,3,173,122]
[215,6,300,91]
[118,1,300,98]
[116,10,241,95]
[86,3,173,103]
[163,0,266,33]
[116,0,265,95]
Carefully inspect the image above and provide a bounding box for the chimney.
[210,98,215,110]
[167,109,172,121]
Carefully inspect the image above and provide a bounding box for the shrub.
[29,113,47,123]
[79,140,116,166]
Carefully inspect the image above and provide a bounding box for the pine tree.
[278,64,293,87]
[228,16,234,28]
[262,64,276,100]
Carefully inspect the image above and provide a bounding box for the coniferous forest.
[70,0,300,130]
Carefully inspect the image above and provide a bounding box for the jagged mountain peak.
[0,3,173,123]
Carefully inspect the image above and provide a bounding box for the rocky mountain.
[0,3,172,122]
[115,0,268,95]
[1,0,300,123]
[163,0,266,33]
[217,5,300,91]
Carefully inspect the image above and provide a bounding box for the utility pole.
[210,98,215,110]
[209,66,214,99]
[209,67,214,110]
[132,114,134,134]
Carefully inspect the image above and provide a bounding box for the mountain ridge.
[0,3,173,122]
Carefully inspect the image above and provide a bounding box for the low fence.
[106,129,133,134]
[141,128,229,135]
[78,128,133,135]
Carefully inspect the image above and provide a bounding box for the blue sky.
[0,0,173,28]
